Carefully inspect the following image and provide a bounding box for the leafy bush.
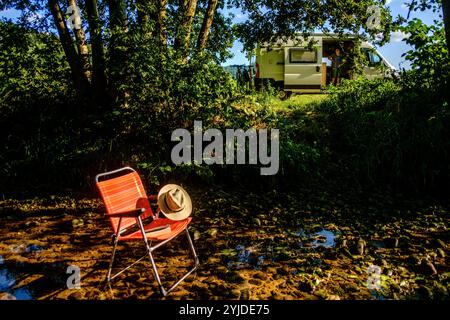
[316,77,450,192]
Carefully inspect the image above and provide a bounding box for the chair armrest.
[108,208,146,218]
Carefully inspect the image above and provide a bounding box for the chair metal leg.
[145,228,200,296]
[106,235,119,282]
[147,250,167,296]
[107,234,148,282]
[107,225,200,297]
[185,228,200,267]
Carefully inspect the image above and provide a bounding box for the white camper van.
[255,34,396,98]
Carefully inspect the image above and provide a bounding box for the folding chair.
[95,167,199,296]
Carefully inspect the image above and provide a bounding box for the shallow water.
[226,244,266,270]
[0,265,34,300]
[0,247,42,300]
[368,240,386,248]
[296,229,338,248]
[26,244,43,254]
[310,229,337,248]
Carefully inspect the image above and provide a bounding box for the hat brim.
[157,184,192,221]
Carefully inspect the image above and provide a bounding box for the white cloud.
[391,30,410,42]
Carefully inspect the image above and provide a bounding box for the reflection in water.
[0,268,16,291]
[26,244,43,254]
[368,240,386,248]
[296,229,338,248]
[370,289,386,300]
[310,229,336,248]
[0,259,34,300]
[226,244,265,270]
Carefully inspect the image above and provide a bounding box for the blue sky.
[0,0,442,69]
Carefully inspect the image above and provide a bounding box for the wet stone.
[0,292,16,300]
[253,271,268,281]
[239,289,250,300]
[86,288,102,299]
[71,219,84,228]
[418,285,433,299]
[384,237,399,248]
[208,229,218,238]
[215,266,228,275]
[421,260,438,275]
[356,239,366,256]
[266,267,277,274]
[226,272,246,284]
[271,292,285,300]
[249,279,262,286]
[278,265,290,275]
[68,291,84,300]
[436,239,446,249]
[298,280,314,293]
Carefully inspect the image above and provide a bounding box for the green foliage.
[233,0,395,51]
[316,77,450,191]
[1,4,449,196]
[0,21,71,105]
[400,18,450,91]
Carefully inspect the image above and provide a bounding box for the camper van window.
[289,48,317,63]
[371,53,382,65]
[363,48,382,66]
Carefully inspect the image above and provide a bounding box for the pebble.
[436,239,446,248]
[0,292,16,300]
[421,260,438,275]
[252,218,262,226]
[239,289,250,300]
[227,272,246,284]
[278,265,290,275]
[230,289,241,298]
[208,228,218,237]
[298,280,314,293]
[253,271,268,281]
[357,238,365,255]
[68,291,84,300]
[249,279,262,286]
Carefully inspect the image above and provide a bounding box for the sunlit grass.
[269,94,328,112]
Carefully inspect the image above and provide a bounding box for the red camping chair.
[95,167,199,296]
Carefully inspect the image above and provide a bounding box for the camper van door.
[284,38,323,92]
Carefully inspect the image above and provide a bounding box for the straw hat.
[157,184,192,221]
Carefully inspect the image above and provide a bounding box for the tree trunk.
[174,0,198,61]
[197,0,218,51]
[48,0,89,97]
[442,0,450,56]
[85,0,108,106]
[157,0,168,47]
[67,0,91,82]
[108,0,129,106]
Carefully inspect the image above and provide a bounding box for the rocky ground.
[1,182,449,300]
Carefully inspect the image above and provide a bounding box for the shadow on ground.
[1,182,450,300]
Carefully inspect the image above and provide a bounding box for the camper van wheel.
[277,90,291,100]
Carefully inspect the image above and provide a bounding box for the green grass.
[263,94,328,112]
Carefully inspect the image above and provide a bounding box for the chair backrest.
[96,167,154,234]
